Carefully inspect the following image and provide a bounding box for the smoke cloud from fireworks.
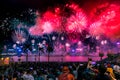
[15,1,120,41]
[1,0,120,54]
[29,10,61,36]
[89,3,120,40]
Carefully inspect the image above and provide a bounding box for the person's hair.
[62,66,70,73]
[88,58,92,61]
[0,75,3,80]
[107,64,111,68]
[114,62,118,65]
[27,70,32,74]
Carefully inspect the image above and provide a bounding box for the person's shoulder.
[58,74,62,79]
[67,73,74,78]
[95,74,110,80]
[104,75,111,80]
[28,75,34,80]
[23,74,27,77]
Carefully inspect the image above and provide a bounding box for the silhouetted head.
[99,65,107,74]
[62,66,70,73]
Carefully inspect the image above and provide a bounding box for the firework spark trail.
[29,10,61,36]
[89,3,120,39]
[12,24,28,44]
[7,2,120,44]
[42,11,61,32]
[66,3,88,33]
[65,3,88,43]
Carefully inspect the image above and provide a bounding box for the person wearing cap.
[58,66,75,80]
[107,64,116,80]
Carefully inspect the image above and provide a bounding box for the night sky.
[0,0,82,44]
[0,0,70,49]
[0,0,120,50]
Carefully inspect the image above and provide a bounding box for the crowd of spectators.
[0,59,120,80]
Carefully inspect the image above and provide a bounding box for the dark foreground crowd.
[0,60,120,80]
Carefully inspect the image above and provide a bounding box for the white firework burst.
[12,29,28,44]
